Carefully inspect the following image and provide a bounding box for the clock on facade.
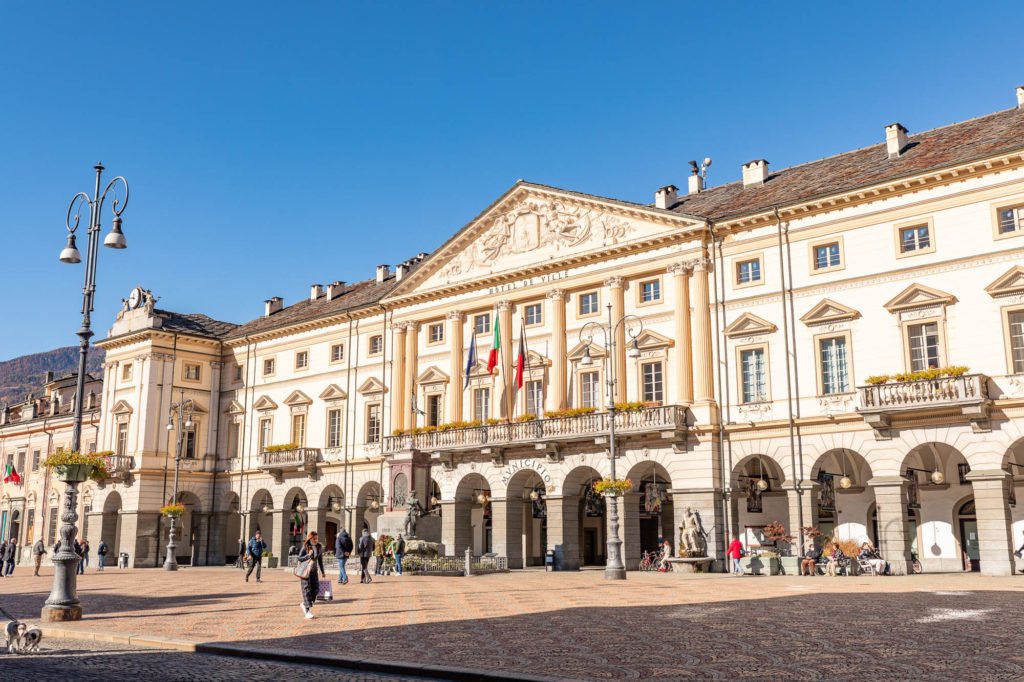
[128,286,144,309]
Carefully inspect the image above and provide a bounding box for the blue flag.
[464,331,477,390]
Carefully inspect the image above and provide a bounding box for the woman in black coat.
[298,531,325,619]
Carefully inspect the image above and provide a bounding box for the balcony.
[383,405,688,461]
[100,454,133,482]
[857,373,990,439]
[258,447,319,482]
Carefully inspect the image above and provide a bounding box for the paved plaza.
[3,567,1024,679]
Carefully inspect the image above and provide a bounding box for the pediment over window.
[467,360,493,378]
[358,377,387,395]
[635,330,674,350]
[224,399,245,415]
[111,400,134,415]
[723,312,777,338]
[799,298,861,326]
[985,265,1024,298]
[252,395,278,411]
[417,367,450,386]
[522,350,551,368]
[883,283,956,313]
[318,384,347,401]
[568,340,607,361]
[283,390,313,406]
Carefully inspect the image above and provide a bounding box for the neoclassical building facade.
[5,87,1024,575]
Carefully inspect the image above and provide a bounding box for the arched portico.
[809,449,874,550]
[248,488,275,554]
[729,455,788,552]
[545,465,603,570]
[499,467,548,569]
[442,473,491,556]
[316,484,345,551]
[98,491,123,561]
[355,481,383,535]
[622,461,673,570]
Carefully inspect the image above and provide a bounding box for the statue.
[403,491,425,538]
[678,506,707,557]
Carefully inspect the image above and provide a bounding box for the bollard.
[465,547,472,577]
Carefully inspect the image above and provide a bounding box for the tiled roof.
[669,106,1024,221]
[154,311,239,339]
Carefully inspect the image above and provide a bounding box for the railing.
[102,454,133,480]
[259,447,320,469]
[383,404,686,453]
[286,553,509,575]
[858,374,988,410]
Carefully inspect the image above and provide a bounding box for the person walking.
[727,536,744,576]
[77,540,90,574]
[335,528,353,585]
[357,529,374,583]
[297,531,325,619]
[235,538,246,569]
[0,541,7,578]
[33,539,47,576]
[96,541,108,571]
[373,534,385,575]
[3,539,17,577]
[245,531,267,583]
[393,534,406,576]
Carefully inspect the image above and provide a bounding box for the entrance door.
[960,519,980,571]
[583,529,597,565]
[325,521,338,553]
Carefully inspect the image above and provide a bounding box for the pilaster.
[668,262,694,405]
[604,277,627,403]
[869,477,911,575]
[390,324,407,433]
[966,469,1015,576]
[546,495,580,570]
[547,289,567,411]
[404,322,420,428]
[691,253,715,404]
[497,301,514,418]
[446,311,464,422]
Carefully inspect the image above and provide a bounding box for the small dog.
[1,605,42,654]
[20,626,41,653]
[5,620,26,654]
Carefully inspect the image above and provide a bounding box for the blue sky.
[1,1,1022,360]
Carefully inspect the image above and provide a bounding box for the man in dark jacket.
[33,539,47,576]
[3,538,18,576]
[357,529,374,583]
[97,541,108,571]
[394,534,406,576]
[245,532,267,583]
[335,529,353,585]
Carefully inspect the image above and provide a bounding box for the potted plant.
[160,502,186,518]
[41,450,108,482]
[593,478,633,497]
[264,550,278,569]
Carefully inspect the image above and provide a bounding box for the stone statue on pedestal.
[678,507,707,557]
[404,491,425,538]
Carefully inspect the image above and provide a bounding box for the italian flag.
[3,463,20,484]
[486,315,500,375]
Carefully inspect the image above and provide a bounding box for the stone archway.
[550,465,603,570]
[248,488,274,554]
[502,468,548,568]
[443,473,491,556]
[808,449,874,550]
[730,455,787,552]
[99,491,123,563]
[218,491,241,565]
[317,484,345,551]
[355,481,383,535]
[623,461,673,570]
[283,487,310,558]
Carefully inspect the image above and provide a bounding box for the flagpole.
[519,318,532,414]
[497,315,514,422]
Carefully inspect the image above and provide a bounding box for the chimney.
[45,371,54,384]
[0,404,7,425]
[50,395,59,416]
[395,263,409,281]
[688,167,703,194]
[885,123,910,158]
[87,390,95,410]
[309,284,322,301]
[654,185,678,209]
[376,264,389,283]
[1017,86,1024,109]
[326,281,346,299]
[742,160,769,187]
[264,296,283,317]
[416,252,428,261]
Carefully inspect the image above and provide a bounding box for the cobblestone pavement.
[4,566,1024,679]
[1,636,434,681]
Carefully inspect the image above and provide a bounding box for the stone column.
[491,497,525,569]
[691,252,714,404]
[967,469,1015,576]
[869,477,911,575]
[404,322,420,429]
[270,509,290,561]
[547,289,567,412]
[546,495,580,570]
[207,511,228,567]
[784,482,819,557]
[668,263,694,405]
[604,276,627,403]
[447,311,464,422]
[390,324,407,433]
[119,511,161,568]
[673,489,726,569]
[497,301,514,418]
[619,491,642,570]
[440,500,472,556]
[307,508,324,547]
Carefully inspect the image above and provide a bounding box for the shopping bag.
[293,558,313,579]
[317,579,333,601]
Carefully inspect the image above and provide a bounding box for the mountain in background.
[0,346,105,404]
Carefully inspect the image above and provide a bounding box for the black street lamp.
[43,163,129,622]
[164,391,195,570]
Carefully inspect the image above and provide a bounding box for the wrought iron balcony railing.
[258,447,319,481]
[857,373,990,438]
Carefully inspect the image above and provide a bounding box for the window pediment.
[318,384,347,401]
[417,366,450,386]
[252,395,278,411]
[358,377,387,395]
[110,400,134,415]
[635,330,674,350]
[985,265,1024,298]
[568,341,607,361]
[224,399,245,415]
[283,390,312,406]
[800,298,861,326]
[883,282,956,313]
[723,312,777,338]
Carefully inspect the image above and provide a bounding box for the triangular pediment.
[111,399,133,415]
[800,298,861,326]
[358,377,387,395]
[635,330,674,350]
[384,182,705,301]
[568,340,607,361]
[417,366,450,385]
[724,313,777,338]
[283,390,312,406]
[224,399,245,415]
[468,359,493,377]
[252,395,278,411]
[523,350,551,368]
[318,384,348,401]
[883,283,956,313]
[985,265,1024,298]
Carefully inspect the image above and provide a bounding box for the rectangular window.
[740,348,767,403]
[263,358,275,376]
[17,449,26,476]
[641,362,664,403]
[121,363,133,381]
[234,365,243,382]
[183,427,197,459]
[1007,311,1024,374]
[737,259,761,285]
[819,336,850,395]
[474,314,491,335]
[259,418,272,452]
[474,388,491,421]
[525,303,543,326]
[814,243,841,270]
[32,450,40,471]
[295,351,308,369]
[640,280,661,303]
[579,292,599,316]
[184,363,201,381]
[26,509,34,544]
[228,423,240,458]
[47,507,58,546]
[116,423,129,456]
[366,404,381,443]
[580,371,600,409]
[525,380,543,416]
[330,343,345,363]
[998,205,1024,234]
[291,413,306,447]
[427,394,442,427]
[900,224,931,253]
[429,323,444,344]
[369,335,383,355]
[87,441,96,454]
[908,322,941,372]
[327,409,343,448]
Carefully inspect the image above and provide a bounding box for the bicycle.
[639,550,658,571]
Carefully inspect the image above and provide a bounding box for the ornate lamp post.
[43,163,129,622]
[164,391,194,570]
[579,303,643,580]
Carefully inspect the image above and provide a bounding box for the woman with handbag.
[296,531,325,619]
